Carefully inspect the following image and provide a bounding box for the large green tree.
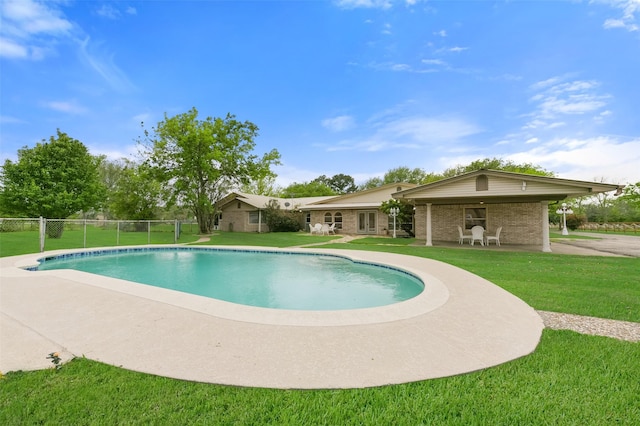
[282,181,336,197]
[0,130,105,222]
[313,174,357,194]
[141,108,281,234]
[109,160,163,221]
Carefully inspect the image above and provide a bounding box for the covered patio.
[394,170,622,252]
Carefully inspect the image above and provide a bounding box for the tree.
[109,160,163,221]
[313,174,357,194]
[0,130,105,236]
[282,181,336,197]
[380,199,415,236]
[442,158,555,178]
[382,166,428,184]
[140,108,281,234]
[241,175,282,197]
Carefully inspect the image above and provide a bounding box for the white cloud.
[322,115,356,132]
[0,115,27,124]
[334,0,393,9]
[40,100,88,115]
[524,77,610,129]
[323,110,482,154]
[95,4,121,20]
[599,0,640,32]
[434,29,447,37]
[78,37,136,93]
[506,136,640,184]
[0,0,73,60]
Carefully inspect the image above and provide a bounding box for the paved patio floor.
[0,247,543,389]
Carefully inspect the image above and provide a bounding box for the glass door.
[357,211,377,234]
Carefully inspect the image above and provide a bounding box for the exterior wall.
[218,201,270,233]
[308,209,389,235]
[414,202,543,245]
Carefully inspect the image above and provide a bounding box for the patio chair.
[486,226,502,246]
[470,225,485,246]
[309,223,322,234]
[457,226,472,245]
[320,223,330,235]
[327,223,336,235]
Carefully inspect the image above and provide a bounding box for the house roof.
[394,169,623,205]
[218,192,334,210]
[301,182,418,210]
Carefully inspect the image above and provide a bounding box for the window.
[324,212,333,224]
[476,175,488,191]
[334,212,343,229]
[464,207,486,230]
[249,211,266,224]
[305,212,311,225]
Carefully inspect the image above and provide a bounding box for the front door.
[357,211,377,234]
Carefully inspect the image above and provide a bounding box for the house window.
[464,207,486,230]
[324,212,332,224]
[305,213,311,226]
[476,175,488,191]
[334,212,343,229]
[249,211,266,224]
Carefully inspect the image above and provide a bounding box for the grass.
[1,231,639,424]
[0,226,201,257]
[1,331,638,424]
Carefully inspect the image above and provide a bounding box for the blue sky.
[2,0,639,188]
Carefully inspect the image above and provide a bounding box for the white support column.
[425,203,433,246]
[541,201,552,252]
[258,210,262,233]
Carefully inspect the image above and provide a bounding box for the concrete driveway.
[552,232,640,257]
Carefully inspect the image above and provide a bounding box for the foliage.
[282,180,336,197]
[109,160,163,221]
[441,157,555,178]
[312,174,357,194]
[240,175,282,197]
[379,199,414,230]
[359,158,554,190]
[140,108,281,234]
[565,214,586,230]
[262,199,303,232]
[0,130,105,227]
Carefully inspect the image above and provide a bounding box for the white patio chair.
[486,226,502,246]
[320,223,330,235]
[309,223,322,234]
[470,225,485,246]
[327,223,336,235]
[457,226,472,245]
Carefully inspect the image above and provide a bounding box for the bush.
[565,214,586,230]
[263,199,303,232]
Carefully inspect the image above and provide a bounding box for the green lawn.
[1,231,638,424]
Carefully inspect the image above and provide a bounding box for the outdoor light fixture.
[389,207,400,238]
[556,202,574,236]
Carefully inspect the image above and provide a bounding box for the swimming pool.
[36,247,424,310]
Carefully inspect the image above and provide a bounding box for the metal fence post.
[147,220,151,244]
[117,221,120,245]
[39,216,45,252]
[83,219,87,248]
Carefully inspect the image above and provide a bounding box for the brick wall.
[415,202,543,245]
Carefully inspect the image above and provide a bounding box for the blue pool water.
[36,248,424,310]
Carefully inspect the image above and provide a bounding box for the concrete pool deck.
[0,246,543,389]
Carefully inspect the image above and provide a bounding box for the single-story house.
[393,169,622,251]
[301,182,418,234]
[216,192,334,233]
[217,170,621,252]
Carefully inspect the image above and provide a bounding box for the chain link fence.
[0,218,199,256]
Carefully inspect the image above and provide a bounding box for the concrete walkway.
[0,247,543,389]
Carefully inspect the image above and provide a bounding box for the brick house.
[393,169,621,251]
